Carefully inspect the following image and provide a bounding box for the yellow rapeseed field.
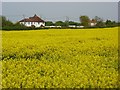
[1,27,119,88]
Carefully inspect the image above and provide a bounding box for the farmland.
[1,27,119,88]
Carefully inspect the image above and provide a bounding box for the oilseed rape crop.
[1,27,119,88]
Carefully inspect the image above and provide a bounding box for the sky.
[2,1,119,23]
[1,0,119,2]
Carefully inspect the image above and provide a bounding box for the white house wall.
[20,22,45,27]
[90,23,97,26]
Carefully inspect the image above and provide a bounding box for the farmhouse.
[19,14,45,27]
[89,19,97,26]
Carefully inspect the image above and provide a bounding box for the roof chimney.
[34,14,37,17]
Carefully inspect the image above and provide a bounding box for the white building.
[76,26,84,28]
[45,26,62,28]
[68,25,76,28]
[19,14,45,28]
[89,19,97,26]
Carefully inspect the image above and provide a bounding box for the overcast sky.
[2,2,118,22]
[1,0,119,2]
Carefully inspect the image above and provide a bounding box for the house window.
[28,22,30,24]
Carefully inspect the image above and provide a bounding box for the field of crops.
[1,27,119,88]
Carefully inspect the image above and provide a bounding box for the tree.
[45,21,54,26]
[118,22,120,26]
[1,16,29,30]
[105,20,117,27]
[94,16,103,22]
[80,15,90,27]
[68,21,80,26]
[55,21,65,26]
[94,16,105,27]
[105,20,112,27]
[2,16,13,27]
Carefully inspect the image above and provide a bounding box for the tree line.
[45,21,80,27]
[45,15,118,28]
[0,15,119,30]
[1,16,38,30]
[80,16,118,28]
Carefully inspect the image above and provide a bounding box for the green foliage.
[96,21,105,28]
[2,16,13,27]
[45,21,54,26]
[105,20,117,27]
[1,16,26,30]
[55,21,65,26]
[94,16,105,28]
[94,16,103,23]
[80,15,90,27]
[1,16,118,30]
[1,27,118,88]
[68,21,80,26]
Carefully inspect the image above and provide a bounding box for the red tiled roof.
[89,19,97,23]
[19,14,44,22]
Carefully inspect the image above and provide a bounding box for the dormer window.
[28,22,30,24]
